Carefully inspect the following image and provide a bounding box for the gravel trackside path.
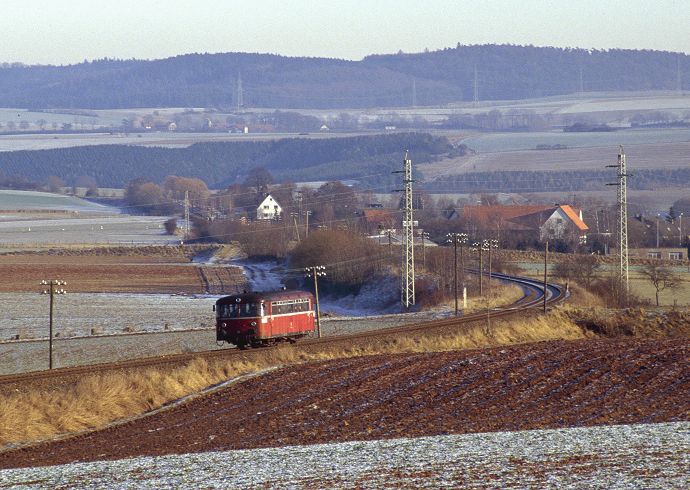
[0,422,688,489]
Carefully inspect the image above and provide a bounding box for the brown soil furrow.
[1,338,687,469]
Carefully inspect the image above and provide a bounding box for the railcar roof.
[216,290,313,304]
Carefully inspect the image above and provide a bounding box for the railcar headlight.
[222,322,227,328]
[250,321,257,327]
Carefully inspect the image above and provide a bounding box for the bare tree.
[639,264,681,306]
[553,254,601,289]
[46,175,65,193]
[243,167,273,194]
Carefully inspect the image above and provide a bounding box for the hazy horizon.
[1,0,688,65]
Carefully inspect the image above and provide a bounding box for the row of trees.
[425,168,690,194]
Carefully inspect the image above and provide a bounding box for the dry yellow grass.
[438,283,525,314]
[0,310,590,448]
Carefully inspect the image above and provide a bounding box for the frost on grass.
[2,422,688,489]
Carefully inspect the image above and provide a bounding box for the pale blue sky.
[1,0,688,65]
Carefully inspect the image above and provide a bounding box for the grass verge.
[0,310,600,448]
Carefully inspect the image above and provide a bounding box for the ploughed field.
[1,337,687,469]
[0,250,246,294]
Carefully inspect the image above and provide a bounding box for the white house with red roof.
[462,204,589,243]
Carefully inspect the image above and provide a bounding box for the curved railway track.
[0,272,565,387]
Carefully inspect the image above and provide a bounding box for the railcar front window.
[219,304,236,317]
[240,303,259,317]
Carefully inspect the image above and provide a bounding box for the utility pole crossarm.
[41,279,67,370]
[305,266,326,338]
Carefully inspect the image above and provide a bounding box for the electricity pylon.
[607,146,630,298]
[394,150,415,309]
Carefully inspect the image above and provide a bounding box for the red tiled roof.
[463,204,589,233]
[463,205,554,222]
[559,205,589,231]
[362,209,399,225]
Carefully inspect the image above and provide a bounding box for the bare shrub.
[414,276,444,307]
[206,220,292,259]
[163,218,177,235]
[552,254,601,289]
[290,230,387,293]
[590,276,647,308]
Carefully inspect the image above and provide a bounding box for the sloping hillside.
[0,45,688,109]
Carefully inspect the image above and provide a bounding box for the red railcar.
[215,290,315,348]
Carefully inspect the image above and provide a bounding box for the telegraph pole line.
[304,266,326,338]
[543,241,549,313]
[304,210,312,238]
[41,279,67,369]
[447,233,468,316]
[485,239,499,300]
[420,230,430,268]
[606,146,630,300]
[290,212,301,242]
[393,150,415,310]
[473,64,479,107]
[183,190,190,241]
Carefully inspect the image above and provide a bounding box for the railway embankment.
[0,337,687,472]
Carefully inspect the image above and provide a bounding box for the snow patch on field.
[2,422,687,489]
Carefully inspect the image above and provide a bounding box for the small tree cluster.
[290,230,386,293]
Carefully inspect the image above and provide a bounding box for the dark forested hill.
[0,133,455,189]
[0,45,687,109]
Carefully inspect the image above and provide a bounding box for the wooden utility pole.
[448,233,468,316]
[485,239,498,299]
[454,239,458,315]
[479,246,484,296]
[290,212,300,242]
[304,210,311,238]
[41,279,66,369]
[305,266,325,338]
[543,241,549,313]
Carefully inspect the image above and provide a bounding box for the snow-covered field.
[2,422,687,489]
[0,215,177,246]
[460,127,690,153]
[0,191,179,246]
[0,293,219,341]
[0,190,113,213]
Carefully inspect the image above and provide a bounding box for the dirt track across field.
[1,337,687,469]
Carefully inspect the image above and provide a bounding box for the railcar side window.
[270,298,311,315]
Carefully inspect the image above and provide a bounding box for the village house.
[256,194,282,220]
[630,247,687,261]
[361,208,399,235]
[462,204,589,246]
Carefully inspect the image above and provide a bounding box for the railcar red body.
[215,290,315,348]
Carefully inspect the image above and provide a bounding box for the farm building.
[630,247,687,261]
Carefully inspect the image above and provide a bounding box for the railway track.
[0,272,565,387]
